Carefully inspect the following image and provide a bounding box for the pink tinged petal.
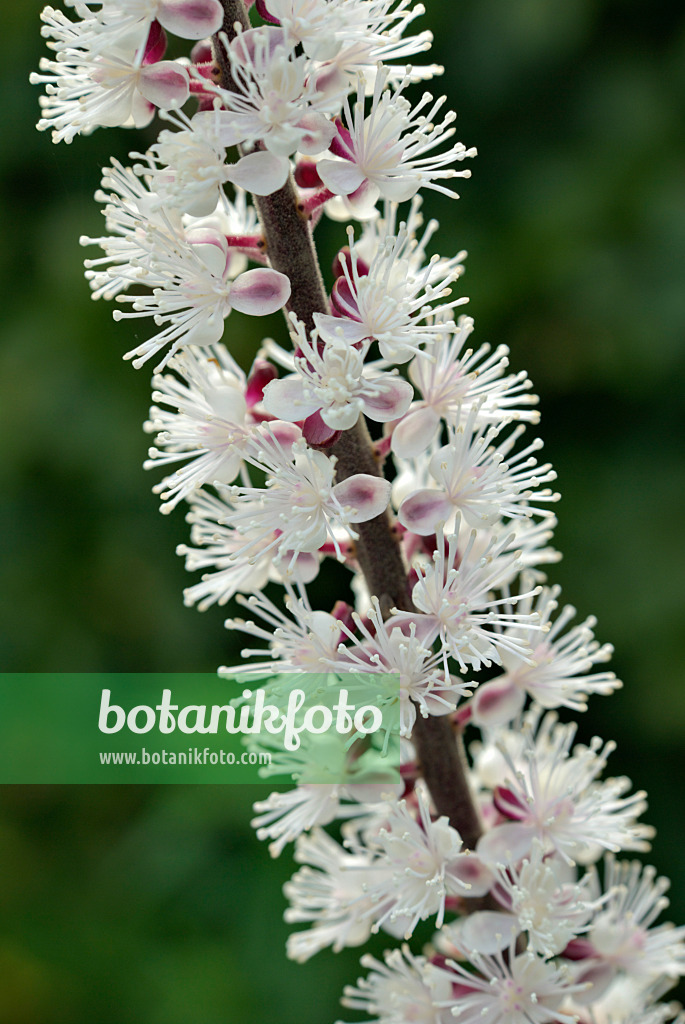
[302,410,340,447]
[185,227,227,248]
[332,600,355,630]
[378,175,421,203]
[329,278,361,321]
[262,378,318,422]
[143,22,168,64]
[229,268,291,316]
[470,677,526,729]
[186,231,230,277]
[246,358,278,406]
[231,26,286,64]
[388,612,439,647]
[398,489,453,535]
[289,552,320,585]
[332,246,369,280]
[138,61,190,109]
[225,151,289,196]
[314,312,367,345]
[267,421,301,451]
[129,91,156,129]
[476,822,538,868]
[563,939,598,961]
[263,125,303,157]
[95,81,137,127]
[447,856,496,896]
[305,520,329,553]
[295,112,337,155]
[186,313,226,346]
[362,378,414,422]
[344,179,381,218]
[157,0,224,39]
[312,64,349,104]
[391,406,441,459]
[421,691,458,718]
[212,449,243,484]
[333,475,391,522]
[454,912,519,955]
[317,158,366,197]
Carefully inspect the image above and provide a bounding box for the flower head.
[113,225,290,370]
[318,66,475,208]
[263,313,414,430]
[31,8,190,143]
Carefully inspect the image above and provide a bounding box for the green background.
[2,0,685,1020]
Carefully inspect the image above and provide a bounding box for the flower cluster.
[34,2,685,1022]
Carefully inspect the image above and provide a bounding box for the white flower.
[61,0,224,51]
[397,404,558,534]
[82,164,286,372]
[318,66,475,208]
[339,945,454,1024]
[263,313,414,430]
[321,0,441,90]
[583,855,685,984]
[494,840,599,958]
[333,597,471,738]
[252,783,393,858]
[81,160,260,299]
[143,348,251,512]
[284,828,382,960]
[471,583,620,727]
[325,225,468,364]
[31,8,189,143]
[362,793,487,938]
[223,583,349,675]
[476,710,654,868]
[402,525,543,673]
[178,490,281,608]
[113,225,291,370]
[350,194,467,283]
[133,106,290,216]
[263,0,436,77]
[568,977,685,1024]
[261,0,357,61]
[178,475,322,609]
[392,315,540,459]
[81,158,173,300]
[100,0,223,43]
[205,26,336,156]
[220,431,391,567]
[439,944,584,1024]
[252,785,345,857]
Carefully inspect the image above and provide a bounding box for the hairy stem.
[215,0,485,851]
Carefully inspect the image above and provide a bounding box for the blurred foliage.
[1,0,684,1020]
